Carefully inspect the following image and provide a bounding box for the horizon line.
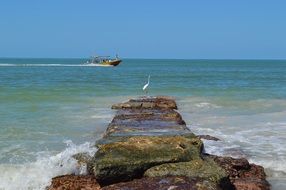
[0,57,286,61]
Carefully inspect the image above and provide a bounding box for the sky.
[0,0,285,59]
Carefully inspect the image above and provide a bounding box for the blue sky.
[0,0,285,59]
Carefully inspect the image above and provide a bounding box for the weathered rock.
[234,164,270,190]
[240,164,267,180]
[47,175,101,190]
[111,96,177,110]
[102,176,221,190]
[113,109,185,124]
[106,106,188,137]
[144,157,227,186]
[73,153,92,164]
[233,178,270,190]
[95,132,197,147]
[105,120,189,137]
[206,155,270,190]
[210,156,250,176]
[88,136,203,185]
[198,135,220,141]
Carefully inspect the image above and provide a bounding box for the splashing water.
[0,141,97,190]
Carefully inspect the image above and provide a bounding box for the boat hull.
[102,60,122,66]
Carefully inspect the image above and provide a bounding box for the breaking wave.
[0,140,97,190]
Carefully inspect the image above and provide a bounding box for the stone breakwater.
[48,96,270,190]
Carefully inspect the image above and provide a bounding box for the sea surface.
[0,58,285,189]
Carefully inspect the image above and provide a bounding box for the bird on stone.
[143,75,150,94]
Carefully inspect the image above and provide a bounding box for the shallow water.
[0,58,285,189]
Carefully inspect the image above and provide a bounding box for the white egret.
[143,75,150,94]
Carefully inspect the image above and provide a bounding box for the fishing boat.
[85,54,122,66]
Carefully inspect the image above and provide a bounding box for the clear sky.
[0,0,285,59]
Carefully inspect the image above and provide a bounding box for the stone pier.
[48,96,270,190]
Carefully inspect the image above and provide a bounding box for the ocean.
[0,58,285,189]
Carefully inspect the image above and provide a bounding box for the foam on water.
[0,140,97,190]
[179,97,286,189]
[195,102,221,109]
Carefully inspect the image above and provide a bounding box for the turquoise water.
[0,59,286,189]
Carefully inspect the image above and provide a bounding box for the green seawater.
[0,58,286,189]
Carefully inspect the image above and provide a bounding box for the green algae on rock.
[144,157,227,185]
[95,132,198,147]
[88,136,203,185]
[111,96,178,110]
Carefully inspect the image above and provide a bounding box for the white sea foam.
[195,102,221,109]
[91,114,114,119]
[0,140,97,190]
[179,97,286,189]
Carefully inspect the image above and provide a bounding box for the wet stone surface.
[100,98,185,142]
[105,120,189,137]
[105,97,188,138]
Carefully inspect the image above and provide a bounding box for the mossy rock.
[95,132,198,148]
[88,136,203,185]
[144,157,227,185]
[111,96,177,110]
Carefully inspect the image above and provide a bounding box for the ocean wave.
[0,140,97,190]
[195,102,221,109]
[181,96,286,184]
[249,157,286,178]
